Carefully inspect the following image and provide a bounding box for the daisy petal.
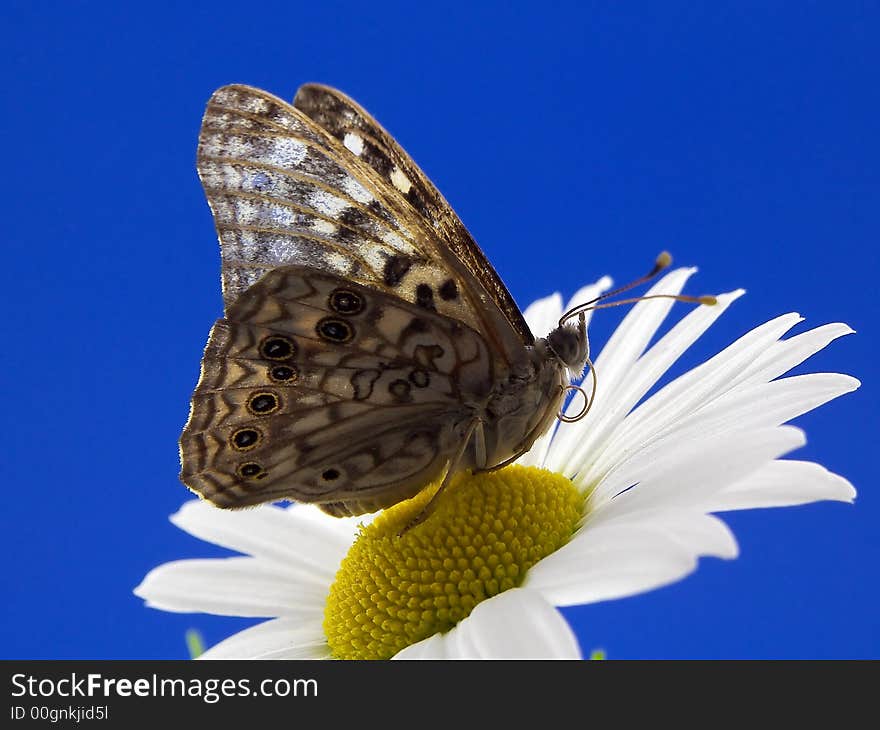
[514,420,560,468]
[660,373,860,440]
[592,425,807,515]
[589,372,856,507]
[522,292,563,339]
[199,617,330,659]
[559,288,744,479]
[134,557,327,618]
[590,313,806,480]
[742,322,855,385]
[551,268,696,474]
[563,275,614,331]
[709,459,857,511]
[517,276,613,469]
[396,588,581,659]
[170,500,358,582]
[525,512,737,606]
[391,632,448,659]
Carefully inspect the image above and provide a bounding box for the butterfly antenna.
[559,251,716,327]
[558,355,598,423]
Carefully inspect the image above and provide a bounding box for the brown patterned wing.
[293,83,534,347]
[179,266,495,516]
[196,84,531,366]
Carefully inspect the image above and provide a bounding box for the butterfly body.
[179,83,587,518]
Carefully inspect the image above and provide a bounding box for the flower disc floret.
[323,466,584,660]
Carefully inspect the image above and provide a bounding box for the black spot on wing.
[339,207,369,227]
[405,187,431,218]
[403,317,429,336]
[383,254,412,286]
[415,283,436,311]
[439,278,459,301]
[361,140,395,177]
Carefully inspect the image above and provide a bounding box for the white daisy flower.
[135,267,858,659]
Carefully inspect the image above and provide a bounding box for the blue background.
[2,1,876,659]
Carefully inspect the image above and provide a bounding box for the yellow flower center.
[323,465,583,660]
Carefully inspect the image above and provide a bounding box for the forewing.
[196,84,532,365]
[293,83,534,346]
[179,266,494,515]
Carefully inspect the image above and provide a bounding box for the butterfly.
[178,83,601,526]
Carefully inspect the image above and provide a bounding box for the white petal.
[170,500,358,582]
[134,556,327,618]
[198,617,331,660]
[589,313,806,482]
[513,277,613,469]
[587,373,857,507]
[395,588,581,659]
[708,459,857,511]
[563,275,614,331]
[741,322,855,385]
[522,292,563,339]
[514,421,559,468]
[561,288,744,480]
[590,426,807,516]
[548,268,697,474]
[653,373,859,444]
[525,511,737,606]
[390,632,448,659]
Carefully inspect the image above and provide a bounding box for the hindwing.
[179,266,495,515]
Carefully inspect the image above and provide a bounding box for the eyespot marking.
[259,335,296,361]
[248,391,280,415]
[317,317,354,343]
[329,288,364,315]
[231,428,261,451]
[268,364,298,383]
[322,468,340,481]
[237,462,266,480]
[409,369,430,388]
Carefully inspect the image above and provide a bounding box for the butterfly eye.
[260,336,296,361]
[237,462,266,480]
[231,428,262,451]
[268,364,298,383]
[317,317,354,343]
[329,288,364,315]
[247,391,280,415]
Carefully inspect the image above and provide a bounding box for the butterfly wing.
[180,266,495,515]
[196,84,532,365]
[292,83,534,348]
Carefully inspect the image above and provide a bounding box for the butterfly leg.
[483,446,530,473]
[398,417,482,536]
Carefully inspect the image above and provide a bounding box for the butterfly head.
[546,313,589,375]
